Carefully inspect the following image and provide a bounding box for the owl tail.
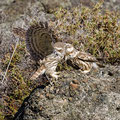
[30,65,46,80]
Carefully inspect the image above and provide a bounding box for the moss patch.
[50,2,120,64]
[1,41,32,118]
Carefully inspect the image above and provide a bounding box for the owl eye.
[54,47,63,52]
[57,49,63,52]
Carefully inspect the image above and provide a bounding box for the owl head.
[52,42,79,60]
[64,43,79,60]
[53,42,66,57]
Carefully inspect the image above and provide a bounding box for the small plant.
[57,61,73,71]
[1,41,32,118]
[50,2,120,64]
[0,106,4,120]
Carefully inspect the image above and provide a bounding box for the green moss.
[0,112,4,120]
[1,41,32,118]
[57,61,73,71]
[52,2,120,64]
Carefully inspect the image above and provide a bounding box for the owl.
[30,42,99,80]
[62,43,98,73]
[30,42,68,80]
[64,43,80,60]
[13,21,100,79]
[66,49,100,73]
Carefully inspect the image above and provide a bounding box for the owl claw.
[52,74,59,79]
[50,72,60,79]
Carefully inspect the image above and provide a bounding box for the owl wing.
[77,52,98,62]
[77,52,105,68]
[13,27,26,40]
[26,22,57,61]
[68,57,92,73]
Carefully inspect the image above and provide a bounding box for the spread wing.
[26,22,57,61]
[13,22,57,61]
[13,27,26,40]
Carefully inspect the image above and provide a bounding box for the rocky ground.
[0,0,120,120]
[14,65,120,120]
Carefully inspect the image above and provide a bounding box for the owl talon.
[50,72,61,79]
[52,74,59,79]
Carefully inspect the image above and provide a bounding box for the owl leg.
[46,70,60,79]
[51,72,59,79]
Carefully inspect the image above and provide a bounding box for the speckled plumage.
[30,42,100,79]
[13,22,101,79]
[30,42,67,80]
[26,22,57,61]
[67,51,99,73]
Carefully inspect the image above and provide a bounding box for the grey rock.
[14,66,120,120]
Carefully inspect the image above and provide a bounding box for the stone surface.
[14,65,120,120]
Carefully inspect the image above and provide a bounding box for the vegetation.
[51,1,120,64]
[1,41,32,119]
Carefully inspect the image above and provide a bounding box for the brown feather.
[13,27,26,40]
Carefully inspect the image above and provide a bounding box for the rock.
[14,65,120,120]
